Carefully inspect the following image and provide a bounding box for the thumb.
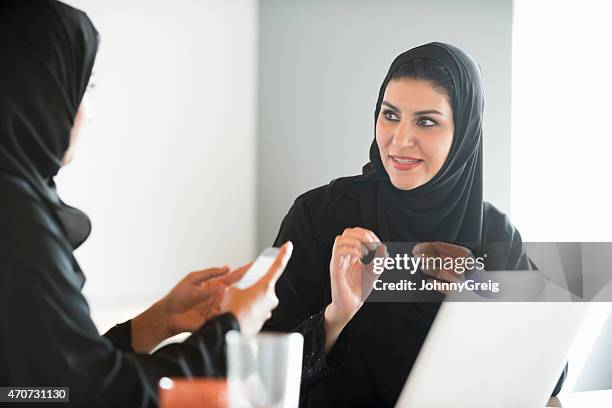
[258,241,293,288]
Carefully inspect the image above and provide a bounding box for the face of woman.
[375,78,454,190]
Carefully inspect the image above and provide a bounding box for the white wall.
[511,0,612,242]
[512,0,612,393]
[56,0,258,332]
[257,0,513,249]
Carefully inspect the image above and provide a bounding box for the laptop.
[395,290,589,407]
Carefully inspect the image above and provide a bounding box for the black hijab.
[0,0,99,249]
[358,42,484,249]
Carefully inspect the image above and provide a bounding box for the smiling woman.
[376,59,455,190]
[263,42,567,407]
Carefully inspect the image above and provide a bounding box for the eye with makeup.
[416,116,437,127]
[381,109,400,122]
[381,109,438,128]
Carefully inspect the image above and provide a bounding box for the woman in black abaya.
[0,1,291,407]
[264,42,566,407]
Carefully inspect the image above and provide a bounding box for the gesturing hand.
[132,266,233,353]
[221,242,293,336]
[324,227,387,352]
[160,266,234,335]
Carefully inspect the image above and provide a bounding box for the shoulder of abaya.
[290,176,365,247]
[0,173,73,261]
[482,200,524,243]
[293,176,361,218]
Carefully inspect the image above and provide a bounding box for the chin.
[389,177,423,191]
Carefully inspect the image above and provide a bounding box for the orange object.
[158,377,228,408]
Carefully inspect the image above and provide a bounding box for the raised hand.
[324,227,386,352]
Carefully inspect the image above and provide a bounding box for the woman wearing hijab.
[264,42,566,407]
[0,1,291,406]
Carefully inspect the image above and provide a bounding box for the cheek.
[375,121,392,152]
[421,129,453,168]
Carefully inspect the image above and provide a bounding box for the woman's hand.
[221,242,293,336]
[412,241,473,294]
[131,266,236,353]
[324,227,386,353]
[160,266,245,334]
[130,243,292,352]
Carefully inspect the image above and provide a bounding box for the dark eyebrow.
[381,101,400,112]
[381,101,444,116]
[414,109,444,116]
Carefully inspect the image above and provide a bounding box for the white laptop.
[395,297,589,407]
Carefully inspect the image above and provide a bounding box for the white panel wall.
[56,0,257,331]
[512,0,612,393]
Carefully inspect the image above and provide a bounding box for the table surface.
[546,389,612,407]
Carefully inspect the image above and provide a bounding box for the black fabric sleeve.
[1,257,240,407]
[295,309,351,391]
[0,200,241,408]
[264,191,351,391]
[103,320,134,353]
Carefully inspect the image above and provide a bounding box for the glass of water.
[226,331,304,408]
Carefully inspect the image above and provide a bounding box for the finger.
[373,243,388,260]
[187,266,230,285]
[259,241,293,287]
[333,236,368,258]
[342,227,381,251]
[220,263,252,286]
[346,227,381,245]
[413,242,438,257]
[206,281,227,300]
[332,254,360,280]
[416,250,442,267]
[433,259,469,277]
[195,282,226,307]
[421,267,461,283]
[431,241,473,258]
[333,243,363,260]
[349,255,362,273]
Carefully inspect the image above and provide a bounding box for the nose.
[392,119,416,148]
